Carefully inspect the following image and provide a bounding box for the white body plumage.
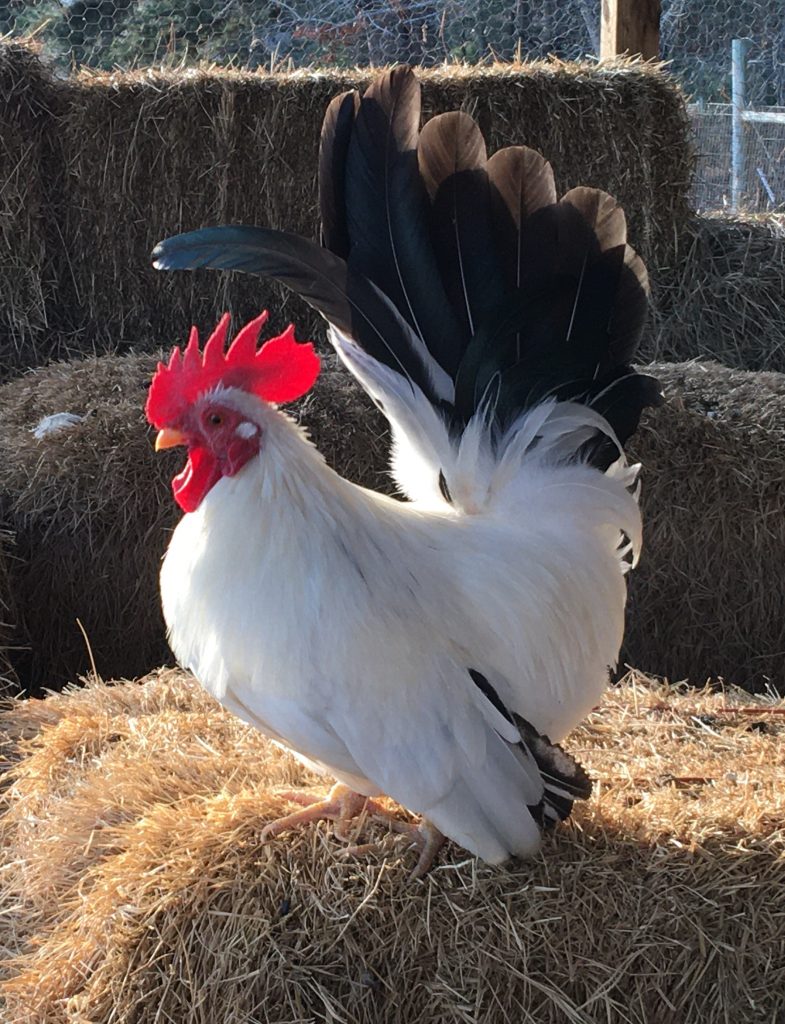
[160,379,640,865]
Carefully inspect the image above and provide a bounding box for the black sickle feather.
[588,372,663,445]
[417,111,505,352]
[319,89,359,258]
[510,191,650,379]
[468,669,592,828]
[488,146,557,296]
[342,67,463,376]
[451,147,557,423]
[153,68,658,452]
[152,225,440,400]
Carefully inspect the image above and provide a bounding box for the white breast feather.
[161,396,640,862]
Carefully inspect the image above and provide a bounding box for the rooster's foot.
[262,783,391,842]
[408,820,447,878]
[342,818,446,879]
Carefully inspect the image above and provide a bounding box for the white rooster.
[147,66,660,875]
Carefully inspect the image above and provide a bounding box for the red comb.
[145,312,320,427]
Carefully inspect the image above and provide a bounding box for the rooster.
[147,67,660,876]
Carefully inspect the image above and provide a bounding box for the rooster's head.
[146,312,320,512]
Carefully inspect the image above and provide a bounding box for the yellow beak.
[155,427,187,451]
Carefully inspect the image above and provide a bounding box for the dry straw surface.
[649,213,785,371]
[0,668,783,1024]
[0,42,692,375]
[0,349,388,692]
[625,360,785,692]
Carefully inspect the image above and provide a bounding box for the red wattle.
[172,446,221,513]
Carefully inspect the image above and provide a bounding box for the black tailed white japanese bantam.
[146,66,661,876]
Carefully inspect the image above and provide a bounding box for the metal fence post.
[731,38,747,213]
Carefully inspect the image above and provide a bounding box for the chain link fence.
[2,0,784,211]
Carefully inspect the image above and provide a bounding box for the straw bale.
[0,353,180,692]
[3,346,784,693]
[0,47,692,372]
[0,43,61,379]
[0,348,388,692]
[0,668,782,1024]
[624,360,785,692]
[647,213,785,371]
[0,532,17,694]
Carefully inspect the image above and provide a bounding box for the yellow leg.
[263,785,446,877]
[262,783,389,841]
[341,817,446,879]
[409,820,447,879]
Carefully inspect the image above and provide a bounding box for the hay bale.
[625,360,785,692]
[0,668,782,1023]
[3,345,784,694]
[0,531,18,695]
[0,352,179,692]
[0,348,388,692]
[0,43,61,379]
[646,213,785,371]
[0,47,692,373]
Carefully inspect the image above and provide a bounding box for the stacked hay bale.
[625,361,785,691]
[0,44,62,379]
[0,349,388,692]
[0,669,782,1023]
[649,213,785,371]
[0,353,179,691]
[1,43,785,692]
[0,44,692,373]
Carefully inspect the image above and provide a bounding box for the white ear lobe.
[235,421,259,439]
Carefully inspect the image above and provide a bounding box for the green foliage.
[1,0,784,105]
[96,1,266,70]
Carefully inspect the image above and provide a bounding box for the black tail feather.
[417,111,506,360]
[152,66,660,450]
[514,715,593,828]
[488,145,557,308]
[152,225,441,400]
[319,89,359,258]
[341,68,464,376]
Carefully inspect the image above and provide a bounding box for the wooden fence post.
[600,0,661,60]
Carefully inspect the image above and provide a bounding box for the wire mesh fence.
[0,1,599,70]
[1,0,784,212]
[690,102,785,212]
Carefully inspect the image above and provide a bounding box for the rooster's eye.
[208,413,223,427]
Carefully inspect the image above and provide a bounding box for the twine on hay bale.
[648,213,785,372]
[0,348,388,692]
[0,668,782,1024]
[0,43,692,374]
[625,360,785,692]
